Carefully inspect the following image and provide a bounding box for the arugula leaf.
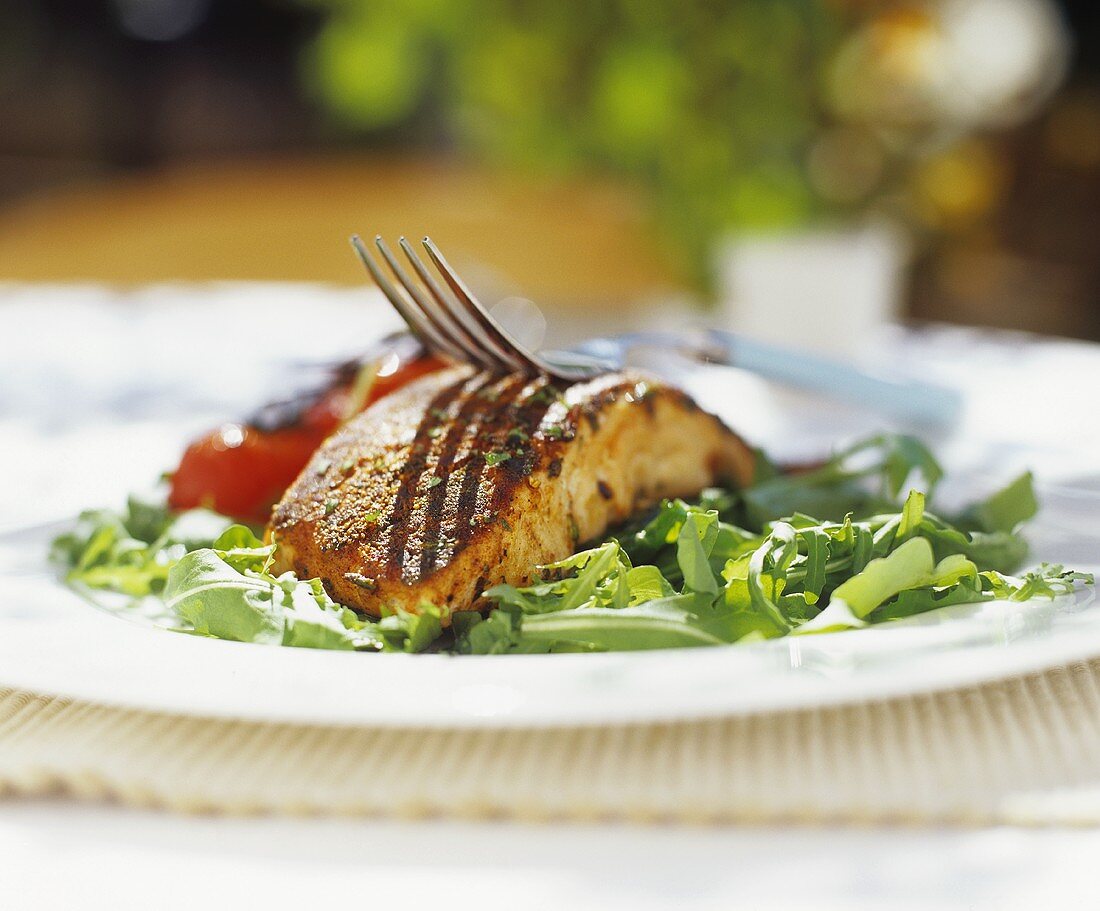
[487,542,627,615]
[965,472,1039,534]
[453,609,521,655]
[872,577,988,622]
[802,537,936,631]
[508,598,728,652]
[625,565,676,604]
[165,549,287,645]
[982,564,1092,601]
[912,514,1028,574]
[799,527,830,598]
[164,536,386,651]
[123,491,174,543]
[735,434,943,530]
[721,555,791,639]
[897,490,925,540]
[378,604,444,652]
[676,511,719,594]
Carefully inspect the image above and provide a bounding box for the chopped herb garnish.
[543,425,565,440]
[427,476,443,489]
[507,428,530,442]
[323,499,338,516]
[529,385,564,405]
[345,572,377,591]
[428,426,444,439]
[485,451,511,467]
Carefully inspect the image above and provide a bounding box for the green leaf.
[915,515,1028,574]
[454,609,520,655]
[879,436,943,499]
[897,490,925,540]
[799,528,830,597]
[982,564,1094,602]
[516,598,727,651]
[872,578,989,621]
[968,472,1039,534]
[743,523,797,633]
[676,511,719,594]
[378,604,443,653]
[734,434,942,530]
[124,492,173,543]
[832,536,936,619]
[211,525,276,573]
[282,577,372,651]
[625,565,676,604]
[165,550,285,645]
[165,549,382,651]
[799,537,935,632]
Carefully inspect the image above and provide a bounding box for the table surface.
[3,802,1099,910]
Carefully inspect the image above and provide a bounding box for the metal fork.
[352,234,962,426]
[351,234,606,382]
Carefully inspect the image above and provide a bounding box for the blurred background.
[0,0,1097,348]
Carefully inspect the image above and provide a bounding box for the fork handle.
[571,330,961,428]
[705,329,962,427]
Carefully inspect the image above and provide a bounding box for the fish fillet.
[269,366,755,620]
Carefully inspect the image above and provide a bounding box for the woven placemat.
[4,659,1100,825]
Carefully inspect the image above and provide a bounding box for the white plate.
[2,286,1100,727]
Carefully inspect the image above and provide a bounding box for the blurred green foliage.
[300,0,847,280]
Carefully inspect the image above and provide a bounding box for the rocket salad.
[52,434,1091,654]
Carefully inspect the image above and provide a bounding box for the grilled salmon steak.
[269,366,755,621]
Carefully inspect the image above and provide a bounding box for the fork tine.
[351,235,459,361]
[399,237,524,373]
[371,238,488,374]
[420,237,542,375]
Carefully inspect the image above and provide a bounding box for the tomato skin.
[167,424,326,524]
[168,346,446,524]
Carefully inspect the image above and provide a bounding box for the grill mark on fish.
[487,376,563,518]
[448,382,532,553]
[412,373,524,582]
[384,373,479,579]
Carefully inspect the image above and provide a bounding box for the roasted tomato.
[168,334,445,523]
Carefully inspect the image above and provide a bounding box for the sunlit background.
[1,0,1097,348]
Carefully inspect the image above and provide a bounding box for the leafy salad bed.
[53,435,1091,655]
